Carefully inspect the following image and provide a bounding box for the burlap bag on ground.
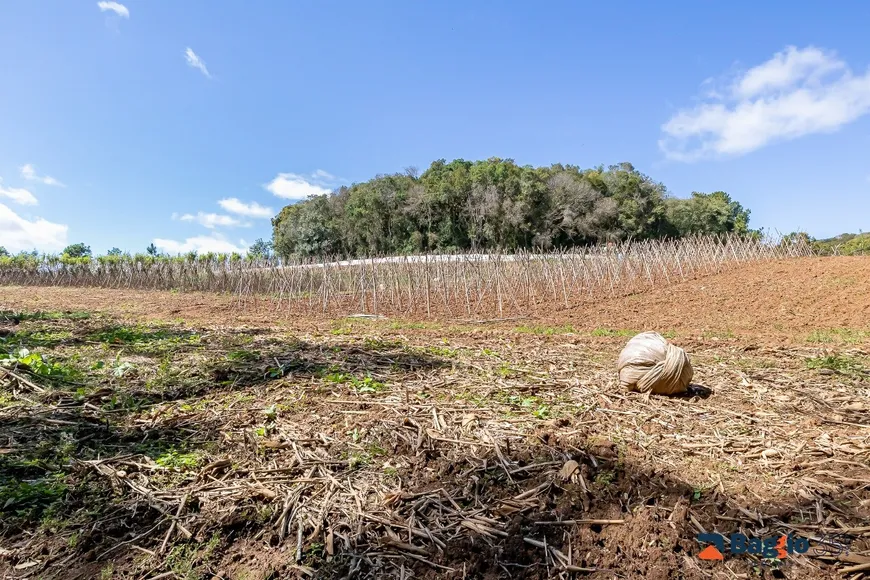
[617,331,693,395]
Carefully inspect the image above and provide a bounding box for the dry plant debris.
[0,259,869,579]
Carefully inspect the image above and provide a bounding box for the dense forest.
[271,159,752,258]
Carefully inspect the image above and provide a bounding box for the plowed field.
[1,257,868,579]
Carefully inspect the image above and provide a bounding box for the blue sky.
[2,1,870,255]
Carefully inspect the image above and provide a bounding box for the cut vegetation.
[1,256,869,579]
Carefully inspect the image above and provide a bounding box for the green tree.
[596,162,668,239]
[107,247,122,256]
[665,191,751,236]
[248,238,274,259]
[272,194,342,258]
[146,243,158,256]
[269,157,752,259]
[62,243,92,258]
[0,246,9,257]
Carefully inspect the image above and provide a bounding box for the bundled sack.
[617,331,693,395]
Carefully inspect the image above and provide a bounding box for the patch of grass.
[590,328,637,338]
[226,349,260,362]
[226,333,255,346]
[807,328,870,344]
[0,474,68,522]
[594,470,616,486]
[348,453,369,470]
[351,375,386,394]
[489,392,550,418]
[806,354,865,375]
[422,345,458,357]
[87,325,201,353]
[166,532,222,580]
[1,310,90,322]
[11,329,74,347]
[515,324,575,335]
[366,442,387,457]
[155,449,204,471]
[389,320,437,330]
[325,372,387,394]
[363,337,404,349]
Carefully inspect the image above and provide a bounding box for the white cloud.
[0,203,68,253]
[265,172,335,200]
[0,178,38,206]
[660,45,870,161]
[175,212,247,229]
[153,233,248,255]
[20,164,65,188]
[184,48,211,78]
[97,1,129,19]
[218,198,274,218]
[313,169,336,180]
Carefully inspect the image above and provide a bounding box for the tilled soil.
[2,257,870,342]
[1,257,869,579]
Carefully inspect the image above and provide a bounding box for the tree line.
[271,158,752,258]
[0,158,758,262]
[0,240,276,263]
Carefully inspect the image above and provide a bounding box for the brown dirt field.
[1,256,869,579]
[557,256,870,340]
[2,256,870,342]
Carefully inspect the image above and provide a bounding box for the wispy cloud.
[96,1,129,19]
[184,48,211,78]
[20,164,65,188]
[173,212,247,229]
[0,202,68,253]
[218,198,274,218]
[265,170,339,200]
[0,178,38,206]
[660,46,870,161]
[153,233,248,255]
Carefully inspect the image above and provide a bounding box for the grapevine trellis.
[0,234,814,318]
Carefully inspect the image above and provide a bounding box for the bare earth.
[0,256,869,579]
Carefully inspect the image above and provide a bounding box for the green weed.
[0,474,67,521]
[516,324,575,335]
[807,328,870,344]
[0,348,79,380]
[389,321,435,330]
[12,329,74,347]
[155,449,203,470]
[423,345,458,357]
[363,337,404,349]
[591,328,639,337]
[166,532,222,580]
[87,325,200,352]
[325,372,386,394]
[0,310,90,322]
[226,349,259,362]
[806,354,865,375]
